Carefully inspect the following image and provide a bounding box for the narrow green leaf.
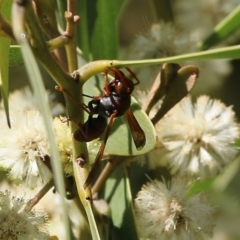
[104,164,126,228]
[212,156,240,195]
[9,45,24,67]
[90,0,124,60]
[198,5,240,50]
[77,0,125,60]
[185,178,215,199]
[106,97,156,156]
[54,0,66,29]
[124,165,139,240]
[11,3,71,238]
[117,45,240,66]
[84,205,101,240]
[104,164,138,240]
[73,160,101,240]
[76,45,240,84]
[76,0,91,60]
[0,36,10,126]
[0,0,13,127]
[19,42,72,240]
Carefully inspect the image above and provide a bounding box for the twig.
[33,0,68,70]
[65,0,79,72]
[91,156,124,195]
[26,179,54,211]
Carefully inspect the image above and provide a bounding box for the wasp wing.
[125,108,146,150]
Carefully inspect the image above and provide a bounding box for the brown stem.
[67,0,76,13]
[26,179,54,211]
[91,156,123,195]
[0,13,15,39]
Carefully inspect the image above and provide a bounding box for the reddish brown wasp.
[56,67,146,188]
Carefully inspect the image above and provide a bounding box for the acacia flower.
[134,177,216,240]
[53,117,73,175]
[125,22,194,61]
[0,86,65,116]
[123,23,195,92]
[0,110,52,188]
[0,190,49,240]
[53,116,103,175]
[154,95,239,178]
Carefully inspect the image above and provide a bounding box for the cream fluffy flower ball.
[0,190,49,239]
[154,95,239,178]
[0,110,52,188]
[135,177,216,240]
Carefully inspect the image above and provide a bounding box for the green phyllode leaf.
[0,36,10,126]
[104,164,139,240]
[185,178,215,199]
[107,97,156,155]
[9,45,24,67]
[198,5,240,50]
[0,0,13,127]
[77,0,125,60]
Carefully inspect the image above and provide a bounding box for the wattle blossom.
[154,95,239,178]
[53,117,73,175]
[0,110,52,188]
[0,190,49,239]
[135,177,216,240]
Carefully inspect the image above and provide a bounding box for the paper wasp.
[56,67,146,188]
